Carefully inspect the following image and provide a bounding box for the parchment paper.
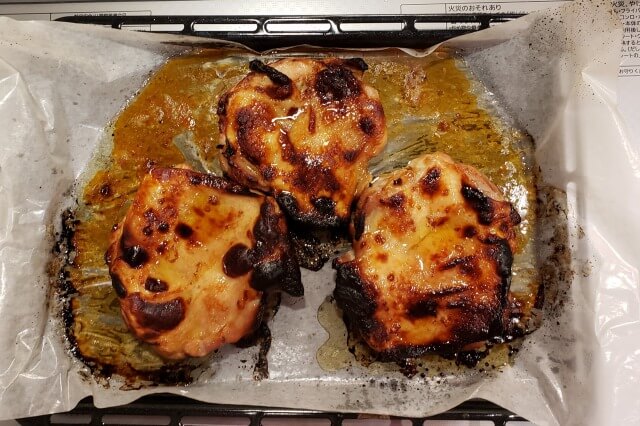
[0,0,636,424]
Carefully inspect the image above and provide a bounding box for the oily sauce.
[62,48,539,381]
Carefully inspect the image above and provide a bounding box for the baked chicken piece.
[105,166,302,360]
[217,57,387,228]
[333,152,521,358]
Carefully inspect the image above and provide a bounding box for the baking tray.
[17,13,529,425]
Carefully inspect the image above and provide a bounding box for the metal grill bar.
[55,14,523,49]
[18,395,525,425]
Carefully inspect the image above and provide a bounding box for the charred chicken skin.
[217,57,387,228]
[106,166,302,360]
[333,152,521,358]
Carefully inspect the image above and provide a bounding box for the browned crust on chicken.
[333,153,521,358]
[218,57,387,228]
[105,166,302,360]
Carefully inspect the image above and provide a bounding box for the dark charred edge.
[275,192,347,229]
[54,208,82,362]
[353,210,365,241]
[235,292,280,381]
[502,310,529,342]
[337,283,512,365]
[334,257,510,368]
[354,308,526,369]
[111,272,128,297]
[372,302,504,362]
[455,349,490,367]
[280,243,304,296]
[288,221,349,271]
[340,309,499,373]
[343,57,369,72]
[152,167,257,197]
[482,236,514,338]
[55,209,80,293]
[54,209,100,375]
[249,199,303,297]
[332,260,383,342]
[249,59,292,86]
[94,359,196,387]
[255,292,281,380]
[373,341,487,367]
[134,364,195,386]
[374,343,448,363]
[484,236,514,306]
[251,253,303,296]
[461,184,495,225]
[249,322,273,381]
[532,187,548,310]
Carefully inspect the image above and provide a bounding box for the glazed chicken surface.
[106,166,302,360]
[218,57,387,228]
[333,152,521,357]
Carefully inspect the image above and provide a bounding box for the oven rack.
[56,14,523,50]
[18,395,526,425]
